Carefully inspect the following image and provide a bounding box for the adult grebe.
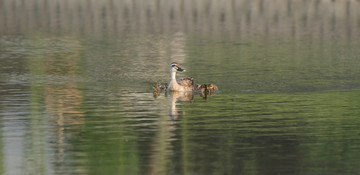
[168,62,194,91]
[168,62,218,92]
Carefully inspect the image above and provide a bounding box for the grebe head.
[170,62,186,73]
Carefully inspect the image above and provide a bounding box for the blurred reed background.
[1,0,360,39]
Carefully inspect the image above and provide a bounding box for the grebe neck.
[171,71,177,81]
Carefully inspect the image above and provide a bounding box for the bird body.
[168,62,192,91]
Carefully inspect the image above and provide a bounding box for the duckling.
[153,82,168,94]
[199,84,208,93]
[207,84,218,92]
[199,83,218,98]
[153,83,161,93]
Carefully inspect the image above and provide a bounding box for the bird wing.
[177,77,194,87]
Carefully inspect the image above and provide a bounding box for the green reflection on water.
[1,33,360,174]
[1,23,360,175]
[178,91,360,174]
[60,90,360,175]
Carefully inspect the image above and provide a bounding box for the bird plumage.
[177,77,194,87]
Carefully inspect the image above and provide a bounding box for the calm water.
[1,0,360,174]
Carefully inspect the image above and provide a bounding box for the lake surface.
[1,0,360,174]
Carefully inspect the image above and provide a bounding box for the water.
[1,0,360,174]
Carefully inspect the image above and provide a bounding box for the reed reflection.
[155,90,215,120]
[150,90,216,175]
[25,37,85,174]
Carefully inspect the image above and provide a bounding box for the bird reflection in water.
[168,91,193,120]
[153,87,217,120]
[153,82,217,99]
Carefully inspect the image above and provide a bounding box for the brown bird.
[168,62,218,92]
